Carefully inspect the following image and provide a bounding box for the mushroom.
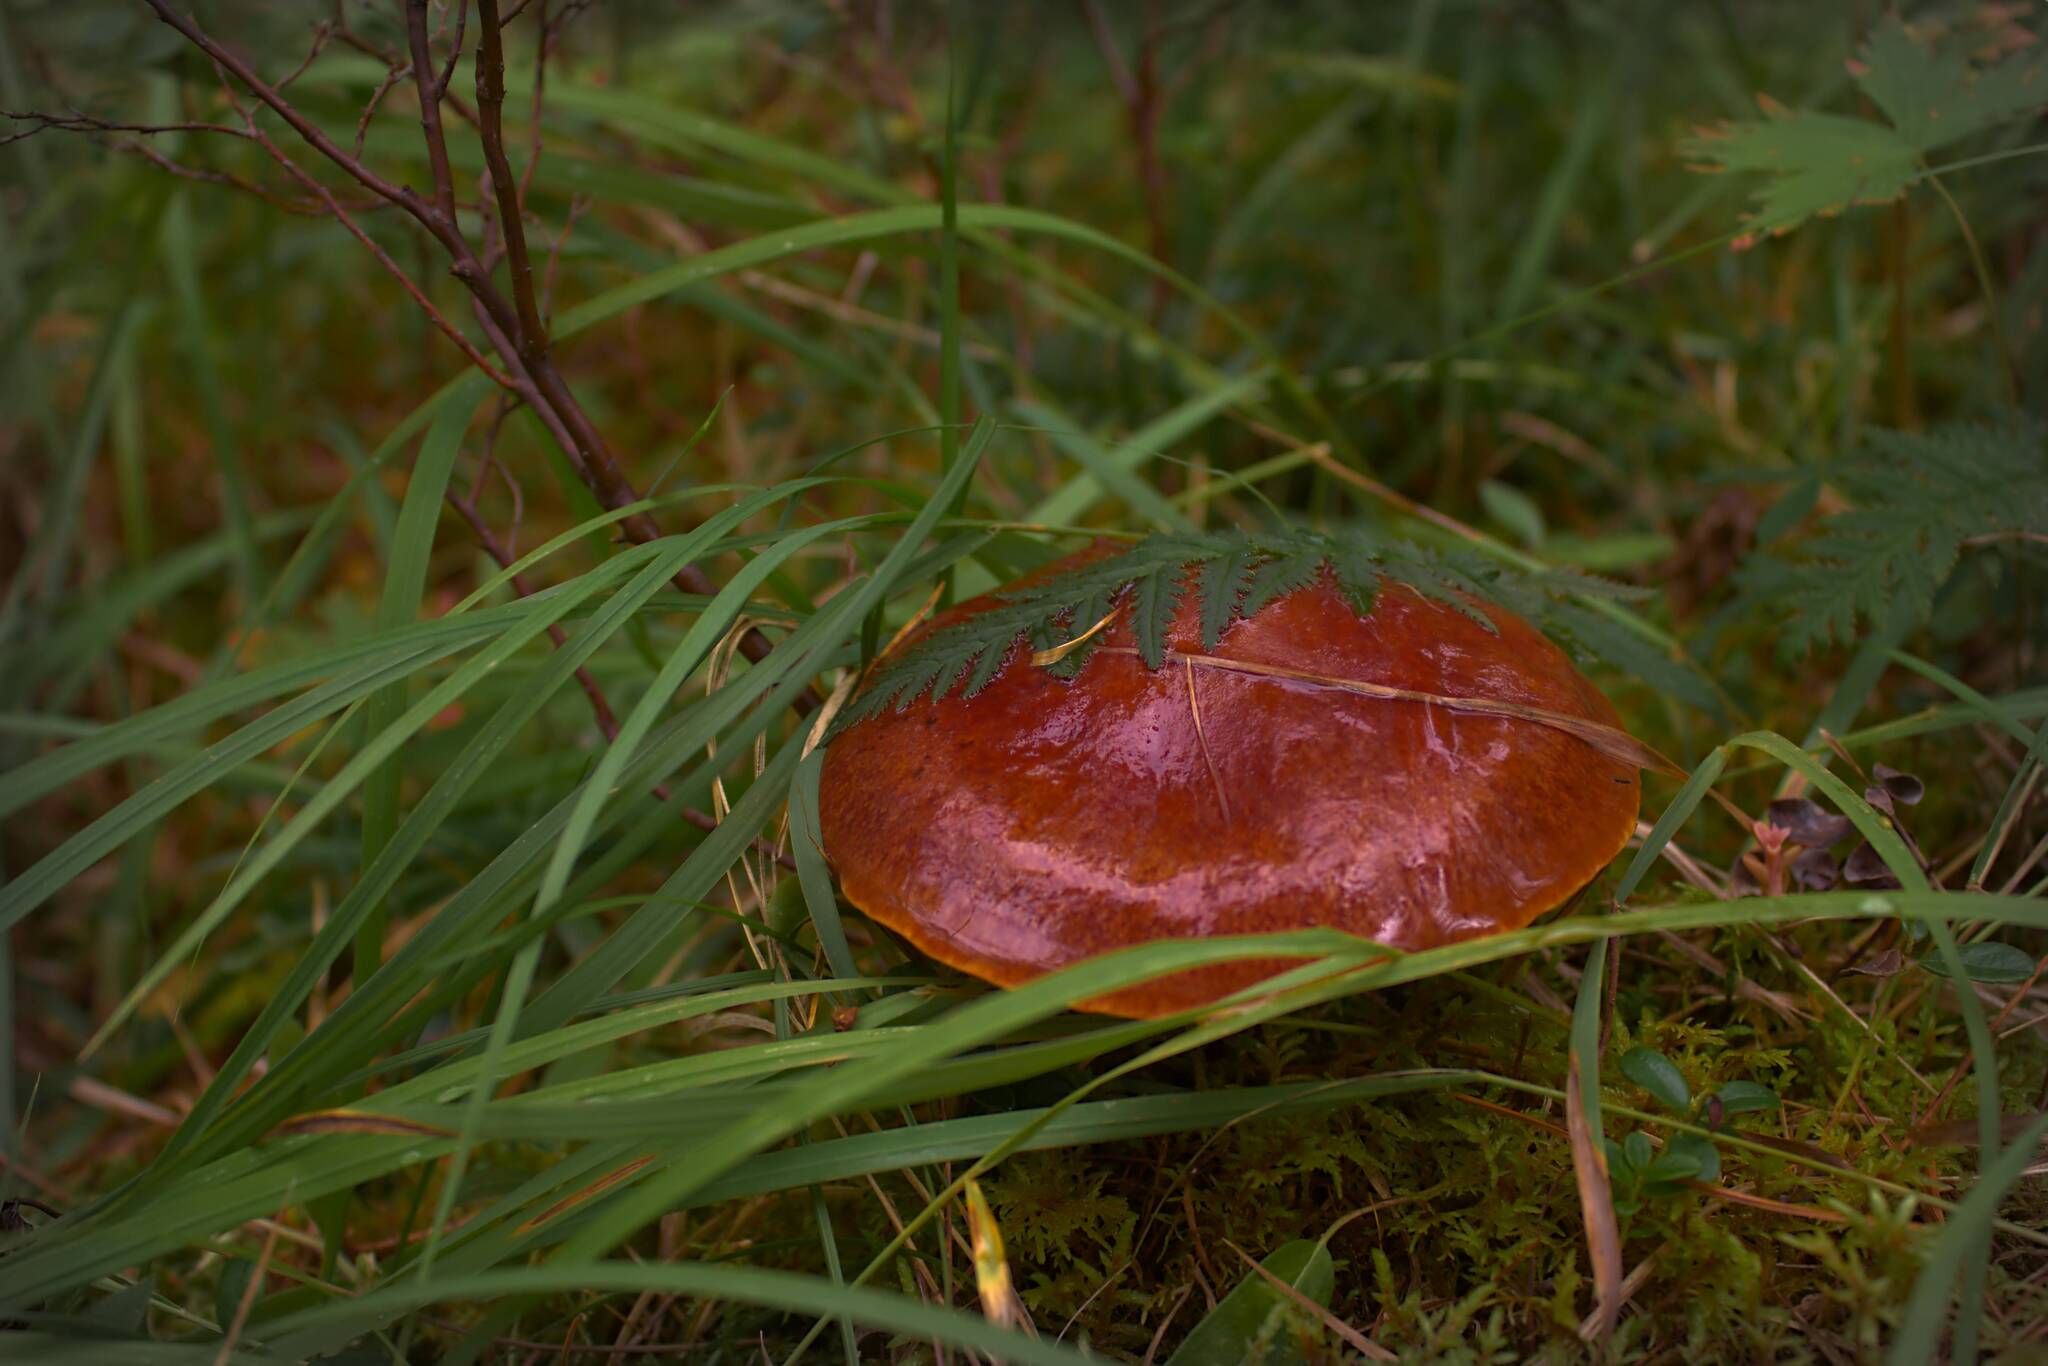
[819,546,1644,1017]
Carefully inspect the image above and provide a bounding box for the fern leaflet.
[1738,418,2048,655]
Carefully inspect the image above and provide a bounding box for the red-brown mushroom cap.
[818,547,1642,1018]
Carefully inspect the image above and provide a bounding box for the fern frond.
[832,522,1720,737]
[1740,418,2047,655]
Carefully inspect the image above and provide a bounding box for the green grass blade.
[358,378,486,973]
[1613,745,1728,903]
[1010,396,1202,533]
[261,1263,1089,1366]
[1887,1111,2048,1366]
[788,748,859,983]
[1021,370,1271,529]
[418,512,860,1273]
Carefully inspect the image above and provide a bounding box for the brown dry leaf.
[1842,947,1908,978]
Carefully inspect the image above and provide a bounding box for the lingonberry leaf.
[1620,1046,1692,1114]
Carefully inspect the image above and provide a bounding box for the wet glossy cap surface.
[819,549,1641,1017]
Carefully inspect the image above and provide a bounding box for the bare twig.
[276,20,336,90]
[540,193,588,325]
[120,139,339,217]
[1080,0,1171,307]
[519,0,550,211]
[475,0,546,366]
[403,0,460,223]
[436,0,472,100]
[2,109,244,141]
[351,61,413,159]
[236,110,519,387]
[213,1221,280,1366]
[138,0,814,704]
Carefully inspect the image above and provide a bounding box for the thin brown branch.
[119,140,336,217]
[351,61,413,160]
[238,115,518,388]
[142,0,815,708]
[451,487,792,868]
[2,110,245,141]
[436,0,472,99]
[1077,0,1137,103]
[145,2,416,209]
[540,193,588,326]
[276,20,336,90]
[404,0,460,224]
[448,491,620,737]
[1080,0,1170,307]
[518,0,549,212]
[475,0,547,368]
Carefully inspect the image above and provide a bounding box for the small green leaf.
[1623,1130,1653,1172]
[1663,1131,1720,1185]
[1620,1046,1691,1113]
[961,638,1013,697]
[1855,18,2048,152]
[1712,1081,1778,1117]
[1685,110,1913,239]
[1918,941,2036,984]
[1736,420,2048,656]
[1640,1150,1703,1185]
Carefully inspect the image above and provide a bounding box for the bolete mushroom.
[819,545,1644,1017]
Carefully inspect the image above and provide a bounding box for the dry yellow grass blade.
[964,1177,1038,1339]
[1567,1050,1625,1346]
[1027,607,1119,668]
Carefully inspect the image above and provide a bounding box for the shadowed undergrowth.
[0,2,2044,1362]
